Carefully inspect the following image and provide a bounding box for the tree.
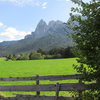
[61,47,75,58]
[68,0,100,99]
[6,54,17,60]
[37,48,48,55]
[17,53,29,60]
[29,52,44,60]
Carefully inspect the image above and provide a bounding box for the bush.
[29,52,44,60]
[17,56,29,60]
[52,54,62,59]
[44,55,53,59]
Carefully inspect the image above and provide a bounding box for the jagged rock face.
[25,19,70,39]
[47,20,66,35]
[34,19,48,38]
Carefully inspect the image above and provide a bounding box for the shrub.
[29,52,44,60]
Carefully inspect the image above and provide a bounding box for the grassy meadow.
[0,58,79,97]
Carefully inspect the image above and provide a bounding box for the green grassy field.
[0,58,79,97]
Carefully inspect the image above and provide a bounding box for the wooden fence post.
[78,79,83,100]
[55,82,60,100]
[36,75,40,96]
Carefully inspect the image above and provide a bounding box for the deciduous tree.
[68,0,100,99]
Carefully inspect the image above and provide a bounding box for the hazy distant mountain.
[0,19,73,56]
[0,41,17,46]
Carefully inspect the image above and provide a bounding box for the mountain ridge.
[0,19,73,56]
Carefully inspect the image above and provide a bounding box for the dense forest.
[6,47,75,60]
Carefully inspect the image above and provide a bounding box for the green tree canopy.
[68,0,100,99]
[29,52,44,60]
[69,0,100,81]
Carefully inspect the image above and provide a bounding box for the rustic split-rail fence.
[0,74,97,100]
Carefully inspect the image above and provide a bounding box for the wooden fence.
[0,74,97,100]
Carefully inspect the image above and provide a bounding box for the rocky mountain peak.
[34,19,48,38]
[26,19,67,39]
[37,19,47,26]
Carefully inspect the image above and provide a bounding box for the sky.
[0,0,90,42]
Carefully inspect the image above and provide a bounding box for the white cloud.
[41,2,47,9]
[0,0,48,8]
[0,27,31,41]
[0,39,3,42]
[65,0,70,1]
[0,22,4,27]
[56,0,70,2]
[0,22,7,29]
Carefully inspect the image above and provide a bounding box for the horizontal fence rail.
[0,83,96,92]
[0,74,83,81]
[2,95,73,100]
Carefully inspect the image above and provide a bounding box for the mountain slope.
[0,20,73,56]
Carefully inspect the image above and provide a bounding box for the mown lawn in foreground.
[0,58,79,97]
